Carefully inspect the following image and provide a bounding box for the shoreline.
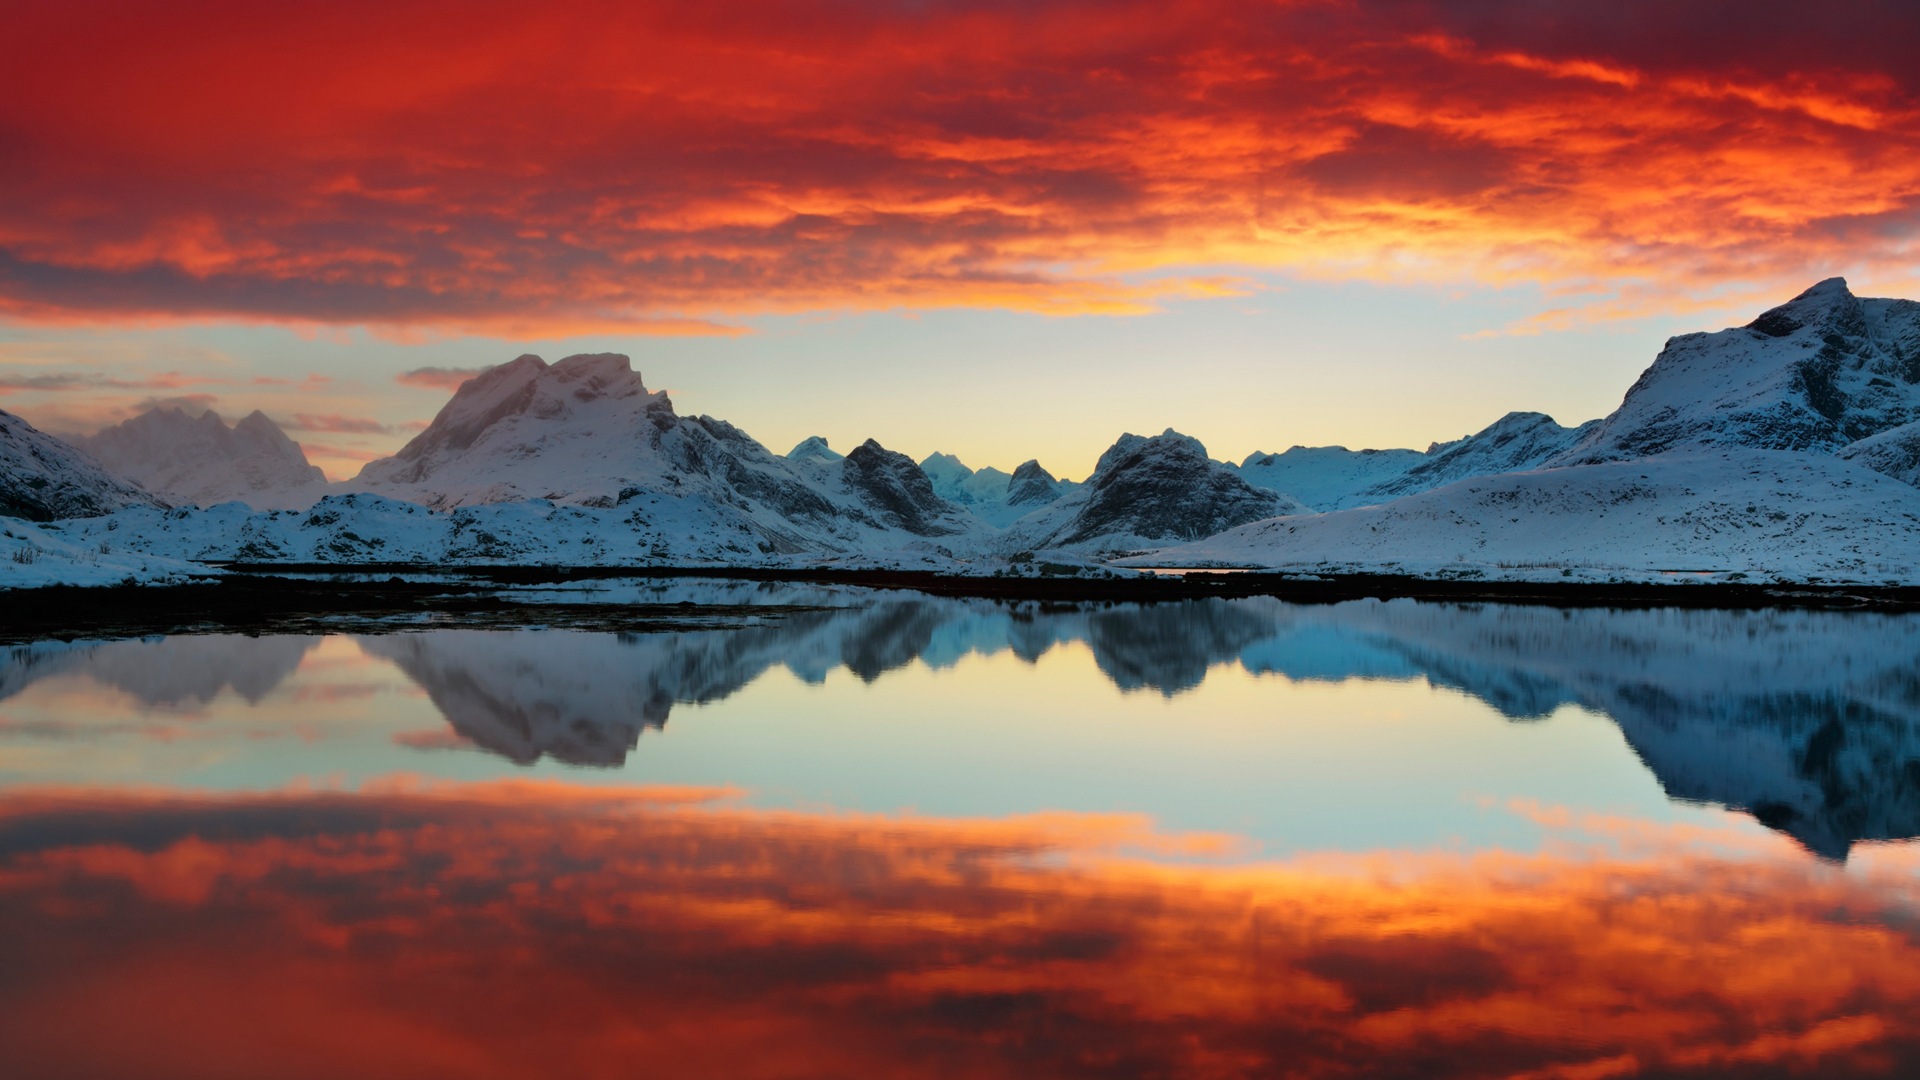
[5,563,1919,643]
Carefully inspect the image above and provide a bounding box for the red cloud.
[2,0,1918,333]
[0,782,1917,1078]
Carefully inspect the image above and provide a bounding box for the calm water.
[3,583,1918,1077]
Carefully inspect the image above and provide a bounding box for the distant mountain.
[351,353,980,556]
[919,452,1078,527]
[1552,278,1920,465]
[1235,445,1425,511]
[73,407,329,510]
[1235,412,1596,511]
[1006,429,1304,554]
[0,408,159,521]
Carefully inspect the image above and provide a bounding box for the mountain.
[0,408,160,521]
[73,407,330,510]
[1553,278,1920,464]
[1235,412,1597,511]
[351,353,982,557]
[918,452,1077,527]
[786,436,844,464]
[1235,445,1425,511]
[1005,429,1304,554]
[1142,281,1920,581]
[1362,412,1598,502]
[1138,449,1920,583]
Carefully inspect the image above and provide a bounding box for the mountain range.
[7,278,1920,585]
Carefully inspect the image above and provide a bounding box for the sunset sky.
[5,0,1920,479]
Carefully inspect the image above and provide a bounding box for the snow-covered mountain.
[1235,412,1597,511]
[1363,411,1598,502]
[351,353,983,556]
[1136,449,1920,582]
[1235,445,1425,511]
[1553,278,1920,464]
[1005,429,1304,554]
[918,452,1079,527]
[73,407,330,510]
[1140,281,1920,580]
[0,408,160,522]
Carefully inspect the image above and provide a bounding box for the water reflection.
[5,593,1920,858]
[0,783,1915,1079]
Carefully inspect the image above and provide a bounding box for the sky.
[4,0,1920,481]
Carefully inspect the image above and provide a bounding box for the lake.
[3,582,1918,1077]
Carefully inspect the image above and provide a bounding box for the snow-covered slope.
[0,409,160,521]
[1235,445,1426,511]
[350,353,984,556]
[786,436,844,465]
[73,407,330,510]
[1134,449,1920,583]
[1005,429,1303,554]
[1235,412,1596,511]
[0,517,212,589]
[1362,412,1598,502]
[1837,419,1920,488]
[1555,278,1920,463]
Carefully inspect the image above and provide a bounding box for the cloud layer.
[5,0,1919,334]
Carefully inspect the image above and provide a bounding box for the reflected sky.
[3,590,1919,1076]
[2,783,1918,1079]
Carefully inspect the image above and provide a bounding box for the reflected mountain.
[3,587,1917,857]
[0,635,317,709]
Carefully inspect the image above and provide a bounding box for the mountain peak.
[787,435,843,463]
[1748,277,1860,338]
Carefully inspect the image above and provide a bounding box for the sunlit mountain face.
[4,587,1919,1077]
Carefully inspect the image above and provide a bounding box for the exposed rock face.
[1837,419,1920,488]
[1007,459,1065,509]
[1064,430,1288,545]
[0,409,160,521]
[74,407,329,510]
[1005,429,1297,552]
[842,440,964,535]
[1554,278,1920,463]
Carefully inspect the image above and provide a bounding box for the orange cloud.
[0,1,1917,334]
[0,782,1916,1078]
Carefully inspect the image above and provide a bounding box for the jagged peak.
[921,451,971,474]
[1748,277,1860,338]
[1010,459,1056,483]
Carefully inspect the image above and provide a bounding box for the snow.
[73,407,329,510]
[1129,450,1920,584]
[12,279,1920,589]
[0,409,160,522]
[0,517,215,589]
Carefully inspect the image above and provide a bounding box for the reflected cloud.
[5,591,1919,858]
[0,782,1915,1079]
